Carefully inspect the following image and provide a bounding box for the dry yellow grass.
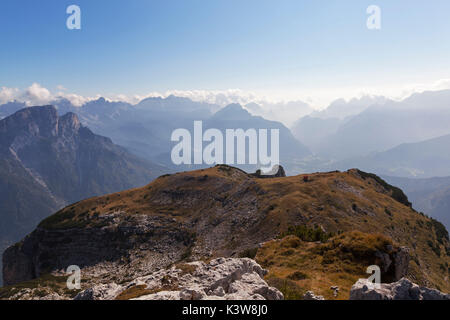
[256,232,400,299]
[114,285,153,300]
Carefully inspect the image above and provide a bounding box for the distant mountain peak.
[213,103,252,120]
[18,104,57,115]
[166,94,186,101]
[0,105,58,136]
[83,97,109,108]
[0,105,86,149]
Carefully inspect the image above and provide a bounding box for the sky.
[1,0,450,108]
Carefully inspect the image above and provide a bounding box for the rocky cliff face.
[0,106,167,286]
[3,213,190,286]
[2,165,449,297]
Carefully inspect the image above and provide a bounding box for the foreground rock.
[303,291,325,300]
[75,258,283,300]
[350,278,450,300]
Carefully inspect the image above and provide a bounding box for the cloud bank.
[1,79,450,126]
[0,83,95,107]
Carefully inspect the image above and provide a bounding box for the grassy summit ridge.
[3,165,449,298]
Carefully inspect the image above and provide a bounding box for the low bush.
[239,247,259,259]
[266,277,305,300]
[279,225,334,243]
[287,271,308,281]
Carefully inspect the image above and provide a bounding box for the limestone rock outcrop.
[303,291,325,300]
[75,258,284,301]
[350,278,450,300]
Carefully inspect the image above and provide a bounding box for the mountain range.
[293,90,450,162]
[0,97,312,174]
[334,133,450,178]
[3,90,450,171]
[0,106,166,285]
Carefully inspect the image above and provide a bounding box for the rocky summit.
[1,165,449,299]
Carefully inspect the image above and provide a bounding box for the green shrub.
[356,170,411,207]
[266,277,305,300]
[38,209,78,229]
[239,247,258,259]
[287,271,308,281]
[430,218,449,245]
[427,239,442,257]
[279,225,334,243]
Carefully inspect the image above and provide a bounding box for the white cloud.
[22,83,52,105]
[395,78,450,99]
[0,87,20,104]
[1,79,450,125]
[429,78,450,90]
[0,83,100,107]
[55,92,92,107]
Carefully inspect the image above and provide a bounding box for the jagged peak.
[14,105,58,116]
[0,105,58,130]
[0,106,85,140]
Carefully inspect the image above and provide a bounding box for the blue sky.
[1,0,450,106]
